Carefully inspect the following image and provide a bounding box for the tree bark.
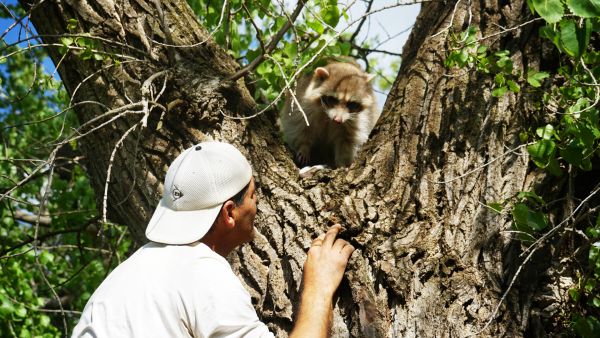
[25,0,562,336]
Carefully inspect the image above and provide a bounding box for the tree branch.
[0,217,99,258]
[227,0,307,82]
[349,0,374,43]
[13,209,52,226]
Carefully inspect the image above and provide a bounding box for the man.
[72,141,355,337]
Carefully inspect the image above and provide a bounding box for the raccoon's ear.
[314,67,329,79]
[365,74,376,83]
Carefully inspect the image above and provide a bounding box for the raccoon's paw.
[295,145,311,166]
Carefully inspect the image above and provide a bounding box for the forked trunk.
[24,0,560,336]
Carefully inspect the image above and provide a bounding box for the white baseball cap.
[145,141,253,244]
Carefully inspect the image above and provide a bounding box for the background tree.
[2,0,600,337]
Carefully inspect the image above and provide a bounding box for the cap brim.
[145,198,222,245]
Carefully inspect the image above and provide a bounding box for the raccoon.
[280,59,380,168]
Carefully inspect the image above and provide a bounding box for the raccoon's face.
[302,62,376,124]
[320,94,365,124]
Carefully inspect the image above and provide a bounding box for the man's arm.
[289,225,355,338]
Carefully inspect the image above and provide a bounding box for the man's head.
[145,141,254,245]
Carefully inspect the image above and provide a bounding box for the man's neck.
[199,237,233,257]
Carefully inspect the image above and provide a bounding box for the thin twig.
[349,0,374,43]
[228,0,307,82]
[270,55,308,126]
[140,70,169,127]
[148,0,229,49]
[101,122,141,224]
[241,2,266,52]
[151,0,176,64]
[430,0,463,39]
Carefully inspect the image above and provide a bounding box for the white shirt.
[72,242,274,338]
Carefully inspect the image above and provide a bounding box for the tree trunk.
[25,0,562,336]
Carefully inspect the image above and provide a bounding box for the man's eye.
[347,102,362,112]
[321,96,338,107]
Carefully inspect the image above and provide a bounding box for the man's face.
[234,177,257,244]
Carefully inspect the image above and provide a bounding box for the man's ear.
[221,200,236,229]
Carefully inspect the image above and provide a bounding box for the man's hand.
[289,225,355,338]
[303,224,355,297]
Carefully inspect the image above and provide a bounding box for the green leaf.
[339,41,351,55]
[341,8,349,20]
[512,203,532,233]
[560,19,585,57]
[307,20,324,34]
[458,50,469,64]
[517,190,545,205]
[39,251,54,265]
[593,243,600,265]
[585,278,596,292]
[527,70,549,87]
[507,80,520,93]
[527,139,556,167]
[67,19,78,31]
[574,316,600,338]
[519,131,529,143]
[527,210,548,231]
[583,18,593,53]
[60,37,74,46]
[494,73,506,86]
[569,288,581,301]
[255,62,272,76]
[492,86,508,97]
[536,124,555,140]
[527,0,537,13]
[488,202,504,213]
[512,203,548,232]
[566,0,600,18]
[283,43,297,59]
[15,307,26,318]
[39,315,51,327]
[561,141,584,166]
[539,25,560,49]
[532,0,565,23]
[321,5,340,27]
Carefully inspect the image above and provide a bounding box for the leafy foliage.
[0,10,133,337]
[445,0,600,335]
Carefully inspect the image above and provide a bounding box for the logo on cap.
[172,185,183,201]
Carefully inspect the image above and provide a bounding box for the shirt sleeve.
[182,257,275,338]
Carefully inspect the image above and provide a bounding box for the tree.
[3,0,600,336]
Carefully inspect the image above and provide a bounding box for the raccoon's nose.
[333,116,343,124]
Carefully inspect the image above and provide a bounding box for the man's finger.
[332,238,348,251]
[322,225,342,247]
[340,244,355,260]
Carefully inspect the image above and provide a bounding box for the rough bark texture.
[25,0,564,336]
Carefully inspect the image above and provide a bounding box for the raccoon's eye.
[347,102,362,112]
[321,95,338,107]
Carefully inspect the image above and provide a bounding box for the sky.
[338,1,421,107]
